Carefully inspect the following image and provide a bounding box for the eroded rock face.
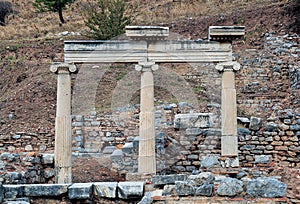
[246,177,287,198]
[216,178,243,196]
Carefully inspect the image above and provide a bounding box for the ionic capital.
[135,61,158,72]
[50,62,77,74]
[216,61,240,72]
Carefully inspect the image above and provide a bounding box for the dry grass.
[0,0,289,40]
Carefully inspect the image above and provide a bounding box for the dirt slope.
[0,0,299,135]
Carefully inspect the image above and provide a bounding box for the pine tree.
[82,0,136,40]
[33,0,75,24]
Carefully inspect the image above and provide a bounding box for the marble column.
[135,61,158,174]
[216,61,240,156]
[50,62,77,184]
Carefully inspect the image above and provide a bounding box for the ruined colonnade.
[51,26,245,183]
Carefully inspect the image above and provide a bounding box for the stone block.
[0,182,3,203]
[186,166,197,172]
[4,172,22,184]
[186,128,202,136]
[246,177,287,198]
[265,122,278,132]
[174,113,213,129]
[275,146,288,151]
[249,117,262,131]
[255,155,270,164]
[23,184,69,196]
[94,182,117,198]
[278,109,294,119]
[162,185,176,196]
[122,142,133,154]
[241,145,256,150]
[175,181,195,196]
[151,174,187,185]
[133,137,139,151]
[110,150,123,163]
[3,197,30,204]
[137,192,153,204]
[279,123,289,131]
[201,156,220,168]
[41,154,54,164]
[3,185,24,199]
[156,132,165,144]
[68,183,93,200]
[195,183,213,196]
[187,172,215,186]
[202,129,222,136]
[291,124,300,131]
[217,178,243,196]
[238,128,251,136]
[187,154,198,160]
[118,182,144,199]
[102,146,116,154]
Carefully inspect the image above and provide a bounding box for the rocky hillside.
[0,0,299,135]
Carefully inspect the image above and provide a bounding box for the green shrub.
[82,0,136,40]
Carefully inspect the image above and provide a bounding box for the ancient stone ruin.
[0,26,299,203]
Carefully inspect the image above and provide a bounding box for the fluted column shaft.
[50,63,77,184]
[136,62,158,174]
[216,62,240,156]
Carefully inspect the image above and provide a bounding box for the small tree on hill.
[82,0,136,40]
[0,1,13,26]
[33,0,75,24]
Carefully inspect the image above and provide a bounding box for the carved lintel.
[135,61,158,72]
[50,62,77,74]
[216,61,240,72]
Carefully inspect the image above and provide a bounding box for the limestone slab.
[23,184,69,196]
[118,182,144,199]
[152,174,187,185]
[3,185,24,199]
[64,40,232,63]
[174,113,213,129]
[68,183,93,200]
[93,182,117,198]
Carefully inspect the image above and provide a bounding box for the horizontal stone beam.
[148,41,232,63]
[64,41,147,63]
[209,26,245,41]
[64,40,232,63]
